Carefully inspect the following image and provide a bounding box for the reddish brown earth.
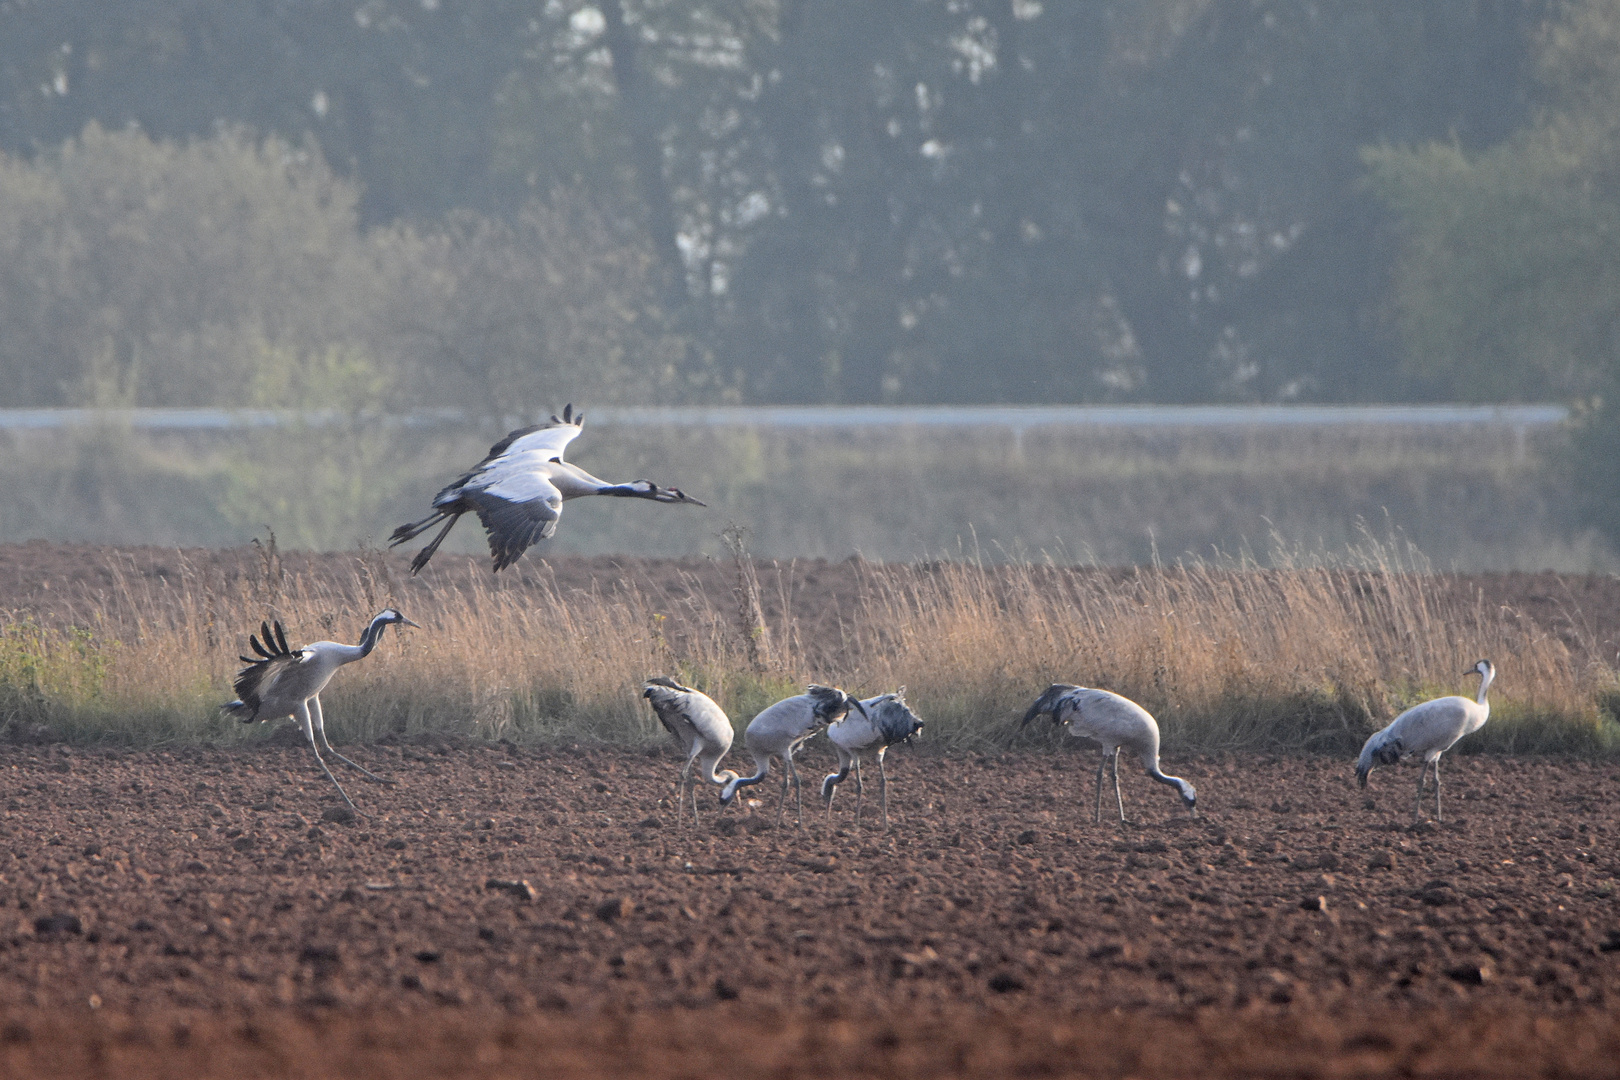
[3,543,1620,1077]
[3,742,1620,1077]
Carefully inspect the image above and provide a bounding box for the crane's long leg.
[310,696,395,786]
[878,749,891,833]
[1414,760,1428,822]
[1434,756,1443,823]
[1094,751,1107,824]
[297,701,355,810]
[676,755,695,827]
[785,747,805,828]
[407,512,463,575]
[1112,747,1127,823]
[776,755,791,826]
[853,756,865,827]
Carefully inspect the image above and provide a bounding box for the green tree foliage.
[0,1,1550,406]
[0,123,383,408]
[1365,0,1620,401]
[1364,0,1620,540]
[0,124,695,412]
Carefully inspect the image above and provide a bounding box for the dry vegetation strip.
[0,540,1615,754]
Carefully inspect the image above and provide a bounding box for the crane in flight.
[389,404,705,574]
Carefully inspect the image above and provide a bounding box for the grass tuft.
[2,534,1616,757]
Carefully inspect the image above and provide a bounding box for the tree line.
[0,0,1568,417]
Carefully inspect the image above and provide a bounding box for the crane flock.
[221,403,1505,827]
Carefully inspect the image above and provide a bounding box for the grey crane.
[643,676,738,825]
[223,609,418,809]
[1022,684,1197,823]
[1356,659,1495,822]
[821,688,924,830]
[719,685,869,826]
[389,404,705,574]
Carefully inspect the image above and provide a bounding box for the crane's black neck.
[355,614,392,657]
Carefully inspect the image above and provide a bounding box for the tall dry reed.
[848,536,1617,754]
[0,537,1614,754]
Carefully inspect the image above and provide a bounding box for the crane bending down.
[389,404,705,574]
[720,686,869,826]
[821,688,925,831]
[1022,684,1197,823]
[643,676,738,825]
[1356,659,1495,822]
[223,609,418,809]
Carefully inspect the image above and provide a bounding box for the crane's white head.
[1467,659,1494,680]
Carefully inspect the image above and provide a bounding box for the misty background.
[1,1,1618,567]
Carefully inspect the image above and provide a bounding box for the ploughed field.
[3,741,1620,1078]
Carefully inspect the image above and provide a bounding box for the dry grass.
[0,536,1615,756]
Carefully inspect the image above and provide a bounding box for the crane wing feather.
[463,487,563,572]
[482,418,582,464]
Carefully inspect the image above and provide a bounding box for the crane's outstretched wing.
[480,405,585,466]
[225,621,311,722]
[461,469,564,572]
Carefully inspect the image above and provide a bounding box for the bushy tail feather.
[1356,731,1402,788]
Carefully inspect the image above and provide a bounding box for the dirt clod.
[484,878,537,902]
[594,896,634,922]
[33,914,81,936]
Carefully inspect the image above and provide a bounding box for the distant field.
[0,408,1607,571]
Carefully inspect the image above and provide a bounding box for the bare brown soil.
[3,740,1619,1077]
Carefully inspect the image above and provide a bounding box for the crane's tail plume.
[1021,684,1075,728]
[1356,733,1402,788]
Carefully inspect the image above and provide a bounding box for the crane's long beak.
[399,616,422,629]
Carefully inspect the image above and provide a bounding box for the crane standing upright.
[720,685,869,826]
[643,676,738,824]
[223,609,418,809]
[389,404,705,574]
[821,689,925,830]
[1356,659,1495,822]
[1022,684,1197,823]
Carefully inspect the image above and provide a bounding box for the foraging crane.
[719,685,869,826]
[389,404,705,574]
[1356,659,1495,822]
[1022,684,1197,823]
[821,688,924,831]
[222,610,418,809]
[643,676,738,825]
